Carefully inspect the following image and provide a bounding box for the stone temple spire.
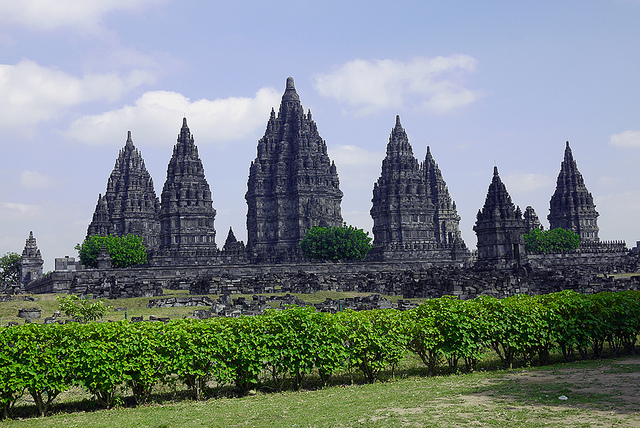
[20,231,43,288]
[159,118,217,254]
[370,116,468,261]
[87,131,161,249]
[474,166,526,268]
[371,115,432,251]
[422,146,465,246]
[245,77,343,262]
[548,141,599,242]
[523,206,543,232]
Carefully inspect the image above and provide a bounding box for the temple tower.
[523,206,543,232]
[159,118,217,254]
[370,116,435,254]
[370,116,467,261]
[86,131,161,249]
[245,77,343,262]
[20,231,43,287]
[422,146,465,247]
[474,166,526,268]
[548,141,599,242]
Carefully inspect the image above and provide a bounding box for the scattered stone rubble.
[161,293,417,320]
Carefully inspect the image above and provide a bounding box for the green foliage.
[67,322,128,407]
[339,309,407,383]
[57,294,111,323]
[0,252,21,284]
[165,319,233,400]
[300,223,372,261]
[524,228,580,253]
[2,290,640,419]
[119,322,169,405]
[0,327,26,420]
[75,234,147,268]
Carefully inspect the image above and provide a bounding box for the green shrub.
[57,294,111,323]
[300,224,372,261]
[524,228,580,253]
[339,309,407,383]
[76,234,147,268]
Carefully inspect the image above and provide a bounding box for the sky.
[1,0,639,272]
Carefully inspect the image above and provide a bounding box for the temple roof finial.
[182,117,188,128]
[493,165,499,176]
[282,77,300,103]
[126,130,133,146]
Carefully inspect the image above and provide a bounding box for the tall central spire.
[245,77,343,262]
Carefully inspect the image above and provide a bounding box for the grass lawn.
[2,356,639,427]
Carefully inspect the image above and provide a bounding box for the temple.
[474,166,526,269]
[19,231,43,288]
[548,141,599,242]
[523,206,543,232]
[86,131,161,249]
[369,116,466,261]
[157,118,218,259]
[245,77,343,262]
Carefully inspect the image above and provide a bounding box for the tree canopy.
[524,228,580,254]
[76,234,147,268]
[0,252,21,284]
[300,224,373,261]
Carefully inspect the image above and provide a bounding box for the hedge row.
[1,290,639,419]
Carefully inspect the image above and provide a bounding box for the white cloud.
[1,202,42,219]
[503,173,554,194]
[0,59,156,128]
[20,171,55,190]
[314,55,483,116]
[0,0,167,33]
[66,87,282,147]
[609,130,640,148]
[329,145,384,190]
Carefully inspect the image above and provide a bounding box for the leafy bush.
[57,294,111,323]
[339,309,407,383]
[524,228,580,253]
[75,234,147,268]
[300,223,372,261]
[2,290,640,419]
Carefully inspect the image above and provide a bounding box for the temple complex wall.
[23,249,639,299]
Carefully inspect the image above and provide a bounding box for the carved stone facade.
[245,77,343,262]
[20,231,43,288]
[87,132,161,249]
[370,116,466,261]
[474,167,526,269]
[158,118,217,257]
[423,146,466,248]
[548,141,599,242]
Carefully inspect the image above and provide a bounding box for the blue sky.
[1,0,639,271]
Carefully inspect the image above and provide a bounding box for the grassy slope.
[2,357,639,428]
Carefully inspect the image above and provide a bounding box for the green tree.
[75,234,147,268]
[0,252,21,284]
[524,228,580,253]
[300,223,372,261]
[57,294,111,323]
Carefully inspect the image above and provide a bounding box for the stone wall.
[22,250,639,299]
